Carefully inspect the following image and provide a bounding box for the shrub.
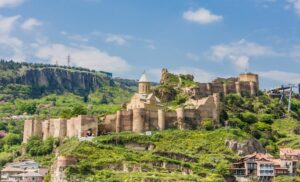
[227,117,246,129]
[26,136,54,156]
[4,133,22,146]
[71,105,87,116]
[241,112,257,124]
[258,114,273,124]
[202,118,214,130]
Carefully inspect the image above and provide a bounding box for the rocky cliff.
[0,61,137,99]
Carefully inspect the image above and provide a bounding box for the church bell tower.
[138,72,150,94]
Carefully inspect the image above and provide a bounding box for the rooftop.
[139,72,149,82]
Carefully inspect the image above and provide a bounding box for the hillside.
[48,93,300,182]
[58,129,251,181]
[0,60,137,101]
[0,66,300,181]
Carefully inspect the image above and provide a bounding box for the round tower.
[138,72,150,94]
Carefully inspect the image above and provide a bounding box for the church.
[126,72,162,111]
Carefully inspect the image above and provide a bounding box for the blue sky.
[1,0,300,89]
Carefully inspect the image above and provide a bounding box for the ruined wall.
[23,119,42,143]
[23,115,98,142]
[79,115,98,137]
[184,73,259,99]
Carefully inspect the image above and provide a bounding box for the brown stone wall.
[132,108,145,132]
[165,111,177,129]
[23,119,43,143]
[120,110,133,131]
[77,115,98,137]
[103,114,116,132]
[52,118,67,138]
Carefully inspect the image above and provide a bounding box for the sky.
[1,0,300,89]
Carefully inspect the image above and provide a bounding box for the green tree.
[71,105,87,116]
[26,136,54,156]
[60,109,72,119]
[4,133,22,146]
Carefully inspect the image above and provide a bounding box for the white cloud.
[0,15,21,33]
[0,15,24,61]
[286,0,300,16]
[208,39,276,70]
[183,8,223,24]
[259,70,300,84]
[209,39,275,61]
[60,32,89,42]
[105,34,127,45]
[186,52,200,61]
[232,56,250,71]
[21,18,42,30]
[34,43,131,73]
[0,0,23,8]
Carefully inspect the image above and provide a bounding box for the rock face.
[225,138,266,156]
[0,64,137,98]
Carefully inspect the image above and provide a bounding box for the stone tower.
[138,72,150,94]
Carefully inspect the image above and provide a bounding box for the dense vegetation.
[59,129,249,181]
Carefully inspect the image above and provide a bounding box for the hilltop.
[0,60,137,101]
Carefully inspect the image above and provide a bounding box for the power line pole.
[67,54,71,67]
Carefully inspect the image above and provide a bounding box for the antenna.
[56,60,58,66]
[67,54,71,67]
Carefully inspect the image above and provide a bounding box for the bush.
[4,133,22,146]
[71,105,87,116]
[241,112,257,124]
[258,114,273,124]
[26,136,54,156]
[202,118,214,130]
[227,117,246,129]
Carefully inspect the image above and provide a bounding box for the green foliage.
[240,112,257,124]
[258,113,273,124]
[202,118,214,130]
[25,136,55,156]
[15,100,37,115]
[227,117,246,129]
[4,133,22,146]
[59,129,248,181]
[71,105,87,116]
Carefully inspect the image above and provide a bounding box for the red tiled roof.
[280,148,300,156]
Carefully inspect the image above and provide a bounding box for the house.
[232,152,275,181]
[279,148,300,175]
[0,160,47,182]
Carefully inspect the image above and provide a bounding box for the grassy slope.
[59,129,249,181]
[0,86,134,118]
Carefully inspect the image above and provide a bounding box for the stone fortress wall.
[23,115,98,143]
[103,93,220,133]
[23,70,258,142]
[179,72,259,98]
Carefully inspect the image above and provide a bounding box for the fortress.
[23,70,259,142]
[166,69,260,99]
